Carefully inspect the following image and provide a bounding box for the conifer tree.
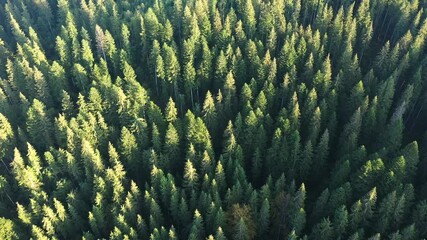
[0,113,14,160]
[26,99,52,151]
[165,97,178,123]
[189,210,205,240]
[0,0,426,239]
[202,91,217,133]
[162,43,180,100]
[163,123,180,172]
[259,198,270,235]
[184,160,199,190]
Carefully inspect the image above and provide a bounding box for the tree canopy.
[0,0,427,239]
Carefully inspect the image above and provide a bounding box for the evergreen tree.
[163,123,180,172]
[333,205,349,237]
[26,99,52,151]
[259,198,270,235]
[0,217,18,239]
[202,91,217,133]
[227,204,256,240]
[0,113,14,160]
[165,97,178,123]
[189,210,205,240]
[184,160,199,190]
[162,43,180,99]
[0,0,426,239]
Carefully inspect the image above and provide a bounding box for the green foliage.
[0,217,18,240]
[0,0,426,239]
[226,204,256,240]
[26,99,52,151]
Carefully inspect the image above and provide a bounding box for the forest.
[0,0,427,239]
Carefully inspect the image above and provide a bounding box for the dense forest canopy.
[0,0,427,239]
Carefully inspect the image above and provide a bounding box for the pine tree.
[189,210,205,240]
[177,197,191,230]
[72,63,89,93]
[289,184,306,235]
[259,198,270,235]
[224,71,236,106]
[182,39,197,107]
[120,127,139,179]
[0,0,426,238]
[333,205,349,237]
[94,25,107,62]
[0,217,18,240]
[356,0,373,60]
[310,218,333,240]
[81,39,94,69]
[0,113,14,160]
[314,55,332,98]
[299,140,313,181]
[33,67,53,108]
[339,108,362,157]
[234,217,250,240]
[11,147,42,192]
[184,160,199,190]
[400,141,419,182]
[162,43,180,99]
[202,91,217,133]
[165,97,178,123]
[197,38,213,93]
[241,0,256,37]
[227,204,256,240]
[163,123,180,172]
[214,51,228,91]
[7,12,28,45]
[26,99,52,151]
[214,227,227,240]
[48,61,68,105]
[151,123,162,153]
[350,187,377,232]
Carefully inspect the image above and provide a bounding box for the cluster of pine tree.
[0,0,427,239]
